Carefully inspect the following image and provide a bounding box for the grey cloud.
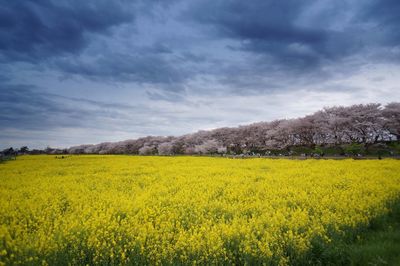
[359,0,400,45]
[0,0,136,63]
[351,0,400,63]
[55,52,188,89]
[0,84,143,131]
[184,0,397,71]
[0,83,207,135]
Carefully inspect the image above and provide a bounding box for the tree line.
[3,102,400,157]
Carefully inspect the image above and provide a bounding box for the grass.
[307,199,400,266]
[345,200,400,266]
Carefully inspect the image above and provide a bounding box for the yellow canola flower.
[0,155,399,265]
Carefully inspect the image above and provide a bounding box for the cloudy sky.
[1,0,400,149]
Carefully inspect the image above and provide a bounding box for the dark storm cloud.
[359,0,400,49]
[361,0,400,28]
[2,0,400,85]
[184,0,399,70]
[55,52,188,89]
[0,0,136,63]
[186,1,343,69]
[0,0,191,87]
[189,0,313,42]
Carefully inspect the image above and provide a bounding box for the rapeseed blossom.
[0,155,399,265]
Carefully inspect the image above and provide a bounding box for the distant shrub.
[342,143,365,156]
[290,146,314,156]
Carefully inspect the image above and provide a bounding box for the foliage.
[313,146,324,156]
[290,146,314,156]
[1,156,400,265]
[342,143,365,156]
[387,141,400,155]
[320,146,345,156]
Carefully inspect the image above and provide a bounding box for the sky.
[1,0,400,149]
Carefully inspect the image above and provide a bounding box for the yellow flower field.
[0,155,400,265]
